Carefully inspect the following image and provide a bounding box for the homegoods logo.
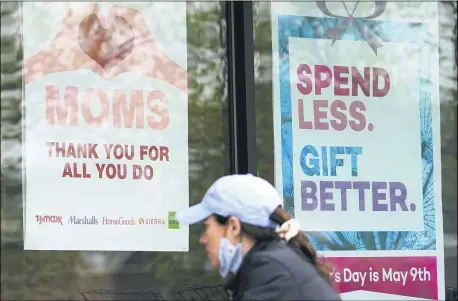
[68,216,98,225]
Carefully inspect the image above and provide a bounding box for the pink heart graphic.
[78,14,134,71]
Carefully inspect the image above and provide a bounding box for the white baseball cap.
[176,174,282,228]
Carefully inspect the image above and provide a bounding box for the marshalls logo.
[68,216,98,225]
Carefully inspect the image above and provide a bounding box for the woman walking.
[177,174,341,300]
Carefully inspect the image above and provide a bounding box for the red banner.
[326,256,438,300]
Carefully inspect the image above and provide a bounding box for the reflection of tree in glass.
[2,2,230,299]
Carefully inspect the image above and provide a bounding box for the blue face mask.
[218,237,244,278]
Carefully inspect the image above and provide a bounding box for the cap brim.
[176,203,212,225]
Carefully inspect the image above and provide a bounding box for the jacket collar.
[223,240,276,295]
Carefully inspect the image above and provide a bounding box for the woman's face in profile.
[200,216,226,268]
[200,215,243,268]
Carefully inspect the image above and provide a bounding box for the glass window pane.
[1,2,228,300]
[254,0,456,294]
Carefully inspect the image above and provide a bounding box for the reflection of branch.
[440,2,457,72]
[1,3,22,144]
[446,1,458,69]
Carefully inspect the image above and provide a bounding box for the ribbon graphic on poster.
[316,1,386,54]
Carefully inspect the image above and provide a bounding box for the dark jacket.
[224,240,341,301]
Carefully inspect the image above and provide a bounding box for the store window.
[254,0,456,295]
[1,2,228,300]
[1,1,456,300]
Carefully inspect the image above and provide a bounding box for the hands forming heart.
[24,3,187,92]
[77,11,135,70]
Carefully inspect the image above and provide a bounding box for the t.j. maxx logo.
[35,215,63,225]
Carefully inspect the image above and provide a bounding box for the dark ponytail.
[214,206,332,282]
[269,207,332,282]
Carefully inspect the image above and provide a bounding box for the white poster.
[272,2,445,300]
[23,2,189,251]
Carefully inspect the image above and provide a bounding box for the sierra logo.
[68,216,98,225]
[35,215,63,225]
[138,217,165,225]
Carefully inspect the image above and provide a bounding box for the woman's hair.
[214,206,332,282]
